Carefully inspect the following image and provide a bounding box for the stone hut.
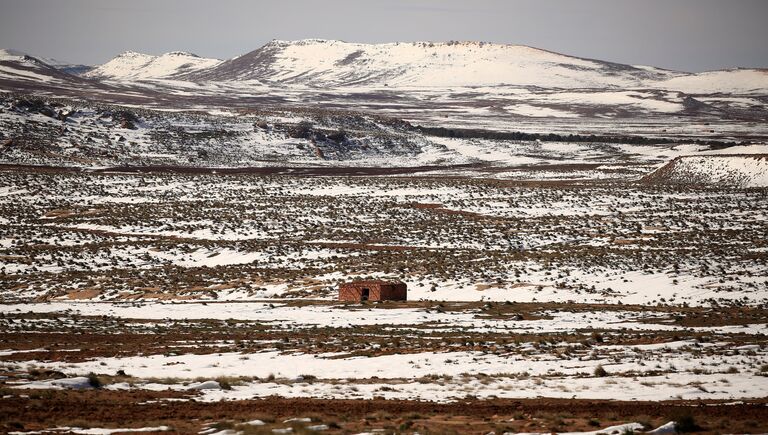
[338,280,407,302]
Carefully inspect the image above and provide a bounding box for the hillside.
[644,154,768,187]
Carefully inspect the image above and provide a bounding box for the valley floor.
[1,167,766,433]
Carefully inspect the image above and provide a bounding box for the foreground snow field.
[4,301,767,402]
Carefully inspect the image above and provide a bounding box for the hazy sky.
[1,0,766,72]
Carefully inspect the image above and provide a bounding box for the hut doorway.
[361,288,370,301]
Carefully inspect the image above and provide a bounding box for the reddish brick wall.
[379,282,407,300]
[338,283,379,301]
[339,281,407,301]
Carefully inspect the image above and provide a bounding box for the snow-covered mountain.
[182,39,682,88]
[84,51,222,80]
[1,41,767,123]
[4,41,768,95]
[174,39,768,94]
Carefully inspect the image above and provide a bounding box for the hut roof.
[342,280,404,286]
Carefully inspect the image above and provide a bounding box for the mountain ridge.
[3,41,768,92]
[179,38,681,88]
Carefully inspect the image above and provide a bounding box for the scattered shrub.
[87,372,102,389]
[673,413,700,433]
[594,365,608,377]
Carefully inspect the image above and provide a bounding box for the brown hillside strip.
[2,392,767,434]
[0,163,486,176]
[409,202,494,220]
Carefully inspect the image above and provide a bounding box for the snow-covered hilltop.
[183,39,681,88]
[173,39,768,93]
[84,50,222,80]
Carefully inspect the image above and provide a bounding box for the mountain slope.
[182,39,682,88]
[84,51,222,81]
